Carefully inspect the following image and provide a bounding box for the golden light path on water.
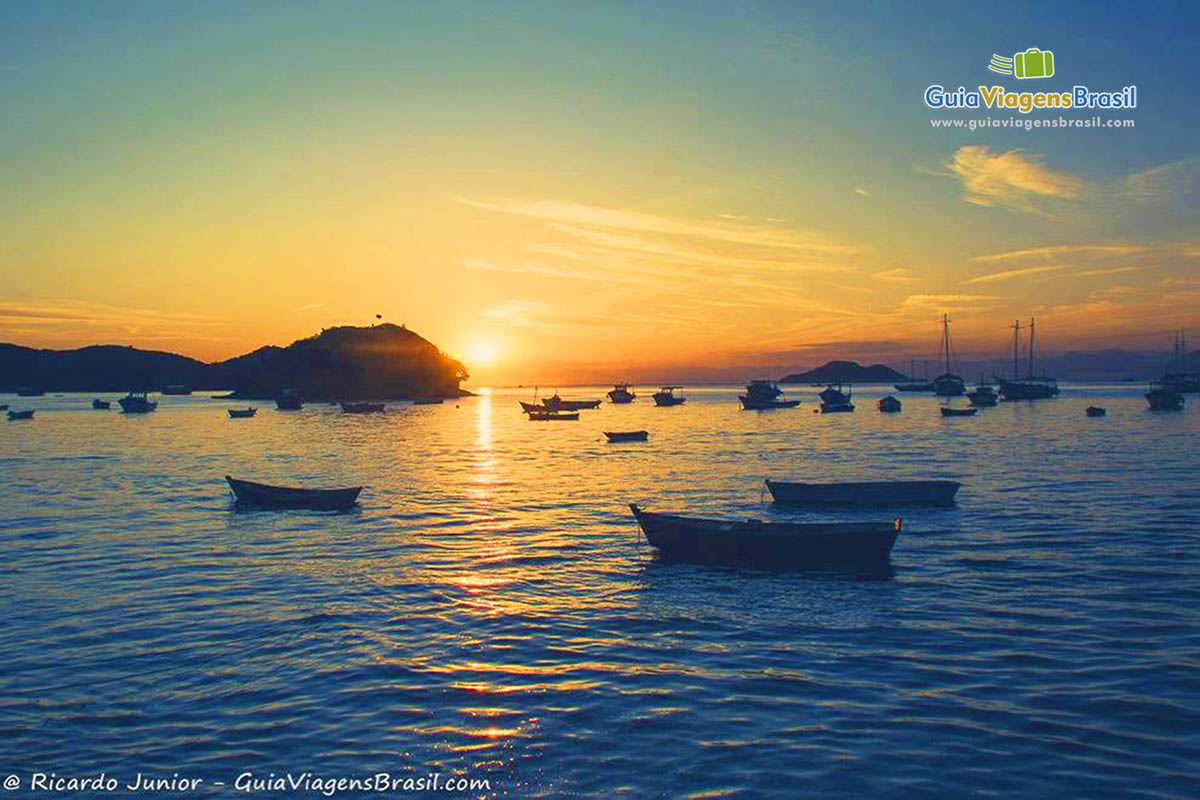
[0,385,1197,797]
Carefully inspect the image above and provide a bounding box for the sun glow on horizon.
[466,338,500,367]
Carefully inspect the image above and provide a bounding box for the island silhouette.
[0,323,468,401]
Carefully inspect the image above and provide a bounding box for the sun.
[466,338,499,366]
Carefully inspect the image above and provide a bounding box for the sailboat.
[932,314,965,396]
[995,317,1059,401]
[1162,331,1200,393]
[894,359,935,392]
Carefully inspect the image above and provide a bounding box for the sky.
[1,1,1197,384]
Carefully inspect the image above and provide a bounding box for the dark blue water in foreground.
[1,386,1197,798]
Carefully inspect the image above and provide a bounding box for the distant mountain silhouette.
[0,324,468,400]
[779,360,906,384]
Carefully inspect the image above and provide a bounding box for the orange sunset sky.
[2,4,1196,384]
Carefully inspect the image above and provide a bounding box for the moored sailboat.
[894,359,935,392]
[995,317,1059,401]
[931,314,965,396]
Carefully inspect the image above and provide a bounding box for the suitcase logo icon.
[988,48,1055,79]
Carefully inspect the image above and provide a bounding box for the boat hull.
[226,476,361,510]
[341,402,385,413]
[630,505,899,567]
[7,410,35,420]
[940,407,977,417]
[604,430,648,442]
[544,397,602,411]
[995,376,1059,400]
[228,408,257,418]
[118,397,157,413]
[1145,388,1184,411]
[739,396,801,410]
[92,399,111,410]
[1086,406,1106,417]
[819,403,854,413]
[528,411,578,421]
[652,396,686,406]
[766,479,960,508]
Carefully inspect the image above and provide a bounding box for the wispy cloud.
[942,146,1084,213]
[972,244,1145,263]
[902,294,998,309]
[872,268,915,283]
[965,264,1069,284]
[854,187,871,196]
[1074,266,1141,278]
[458,198,860,255]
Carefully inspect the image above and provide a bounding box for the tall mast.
[1011,320,1022,379]
[942,313,952,375]
[1028,316,1036,378]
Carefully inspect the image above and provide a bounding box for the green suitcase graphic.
[1014,48,1054,79]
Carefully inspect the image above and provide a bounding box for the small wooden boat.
[7,409,35,420]
[607,383,636,403]
[766,479,961,507]
[629,505,900,567]
[275,389,304,410]
[604,430,648,442]
[940,407,977,417]
[877,395,901,413]
[1086,406,1106,417]
[652,386,686,406]
[118,391,157,413]
[341,402,386,413]
[543,393,602,411]
[228,407,257,418]
[519,400,550,413]
[92,399,111,410]
[528,410,579,421]
[226,475,361,510]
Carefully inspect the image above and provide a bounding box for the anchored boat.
[629,504,900,567]
[275,389,304,410]
[967,378,998,407]
[228,407,257,418]
[604,430,649,442]
[226,475,361,510]
[739,380,801,410]
[7,409,35,420]
[765,479,961,507]
[341,402,385,413]
[1086,406,1107,417]
[652,386,686,406]
[894,359,935,392]
[528,410,579,421]
[92,399,111,410]
[543,393,602,411]
[995,317,1059,400]
[118,391,157,413]
[940,407,977,417]
[607,384,637,403]
[818,384,854,413]
[877,395,902,413]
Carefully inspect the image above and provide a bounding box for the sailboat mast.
[1011,320,1021,379]
[942,313,951,375]
[1028,317,1036,378]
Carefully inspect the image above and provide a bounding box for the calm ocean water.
[1,385,1197,798]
